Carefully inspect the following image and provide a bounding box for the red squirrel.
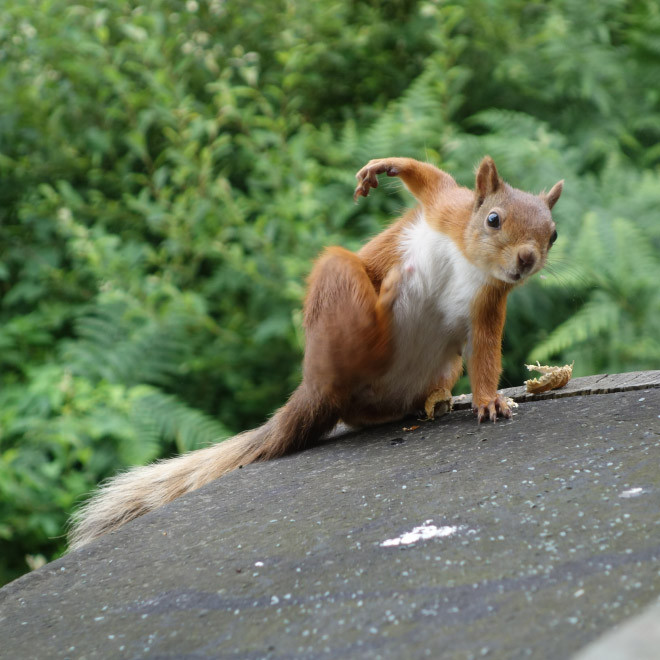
[69,156,562,549]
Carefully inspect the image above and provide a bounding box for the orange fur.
[69,155,562,548]
[352,156,558,423]
[468,283,511,421]
[303,246,398,400]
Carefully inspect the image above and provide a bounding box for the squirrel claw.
[475,395,512,424]
[354,159,400,201]
[353,181,376,202]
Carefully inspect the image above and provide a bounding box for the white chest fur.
[372,214,488,408]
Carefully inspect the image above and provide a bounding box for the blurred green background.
[1,0,659,585]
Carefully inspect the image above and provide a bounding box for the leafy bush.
[1,0,659,584]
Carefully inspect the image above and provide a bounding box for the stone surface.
[574,599,660,660]
[1,374,660,659]
[451,370,660,410]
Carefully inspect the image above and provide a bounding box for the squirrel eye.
[487,212,500,229]
[549,229,558,245]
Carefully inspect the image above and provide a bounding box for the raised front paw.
[354,159,401,201]
[474,394,512,424]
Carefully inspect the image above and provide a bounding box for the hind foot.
[423,388,453,420]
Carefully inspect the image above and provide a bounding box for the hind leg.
[421,355,463,420]
[302,246,400,404]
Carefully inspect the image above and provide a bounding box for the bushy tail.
[68,385,337,550]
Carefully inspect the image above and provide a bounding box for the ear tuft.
[475,156,501,206]
[545,180,564,210]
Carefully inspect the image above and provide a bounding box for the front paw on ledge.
[474,394,512,424]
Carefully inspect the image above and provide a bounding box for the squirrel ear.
[475,156,501,206]
[544,180,564,210]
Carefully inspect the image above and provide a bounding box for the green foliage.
[1,0,659,585]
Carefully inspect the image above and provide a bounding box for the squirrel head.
[465,156,563,285]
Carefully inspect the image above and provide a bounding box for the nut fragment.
[524,362,574,394]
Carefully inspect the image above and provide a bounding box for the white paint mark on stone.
[619,487,644,498]
[380,520,459,547]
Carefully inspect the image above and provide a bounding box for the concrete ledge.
[1,373,659,658]
[574,599,660,660]
[451,370,660,410]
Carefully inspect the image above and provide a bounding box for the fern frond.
[529,294,620,363]
[132,389,232,454]
[352,57,450,161]
[65,301,193,387]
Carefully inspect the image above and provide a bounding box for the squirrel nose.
[517,248,537,272]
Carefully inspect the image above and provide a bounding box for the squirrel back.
[69,156,563,549]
